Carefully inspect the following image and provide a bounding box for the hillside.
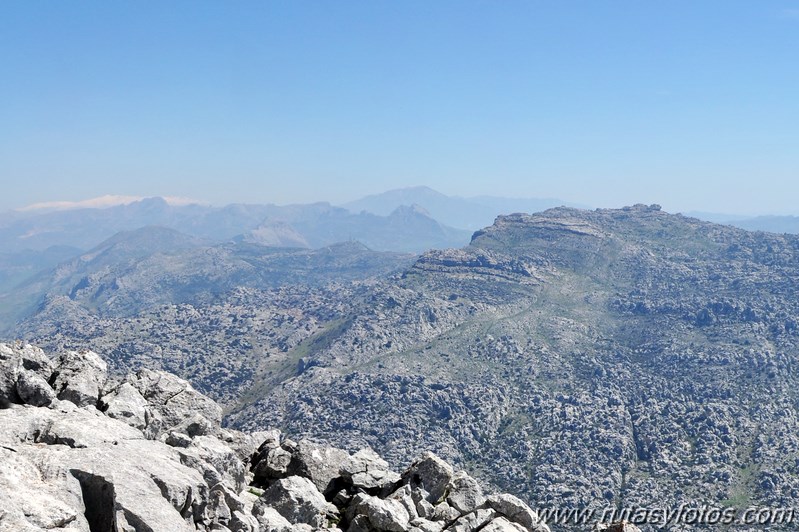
[215,206,799,521]
[11,205,799,530]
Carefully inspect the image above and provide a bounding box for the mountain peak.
[389,203,433,218]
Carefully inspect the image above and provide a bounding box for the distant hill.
[686,212,799,234]
[0,226,415,331]
[342,186,580,230]
[0,245,82,294]
[728,215,799,234]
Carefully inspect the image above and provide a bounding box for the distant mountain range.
[4,187,799,308]
[1,196,470,254]
[0,195,471,297]
[0,188,578,299]
[342,186,581,230]
[0,225,415,333]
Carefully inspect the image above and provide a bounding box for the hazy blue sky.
[1,1,797,214]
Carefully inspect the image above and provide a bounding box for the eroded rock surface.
[0,342,554,532]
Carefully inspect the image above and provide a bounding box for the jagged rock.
[181,435,249,490]
[253,505,294,532]
[403,452,453,504]
[485,494,549,532]
[0,415,207,531]
[51,350,107,408]
[446,471,486,515]
[342,448,401,492]
[409,517,445,532]
[166,430,194,448]
[15,370,56,406]
[351,494,411,532]
[99,381,148,430]
[255,475,338,528]
[287,439,351,495]
[481,516,527,532]
[254,445,294,482]
[0,343,54,407]
[387,484,419,521]
[448,508,497,532]
[128,368,222,438]
[430,500,460,522]
[1,401,144,448]
[347,514,374,532]
[221,428,275,464]
[416,497,435,520]
[208,487,233,526]
[206,482,259,531]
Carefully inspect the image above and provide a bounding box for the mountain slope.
[225,205,799,529]
[12,205,799,531]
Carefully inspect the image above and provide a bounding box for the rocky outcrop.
[249,429,552,532]
[0,342,558,532]
[50,349,107,408]
[0,343,250,532]
[0,343,54,407]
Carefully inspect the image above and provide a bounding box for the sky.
[1,1,798,215]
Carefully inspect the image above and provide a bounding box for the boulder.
[347,514,374,532]
[253,445,293,482]
[387,484,419,521]
[485,494,550,532]
[99,381,148,430]
[208,483,259,532]
[402,452,453,504]
[220,428,275,464]
[51,350,107,408]
[1,401,144,448]
[352,494,411,532]
[287,439,351,495]
[127,368,222,438]
[180,435,249,490]
[448,508,497,532]
[430,501,461,522]
[0,343,54,407]
[409,517,445,532]
[481,517,527,532]
[446,471,486,515]
[342,448,401,492]
[67,440,206,532]
[253,505,293,532]
[16,370,56,407]
[255,475,338,528]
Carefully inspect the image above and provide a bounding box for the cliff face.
[0,342,553,532]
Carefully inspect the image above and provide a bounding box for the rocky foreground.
[0,342,630,532]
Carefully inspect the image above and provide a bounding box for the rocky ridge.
[0,342,564,532]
